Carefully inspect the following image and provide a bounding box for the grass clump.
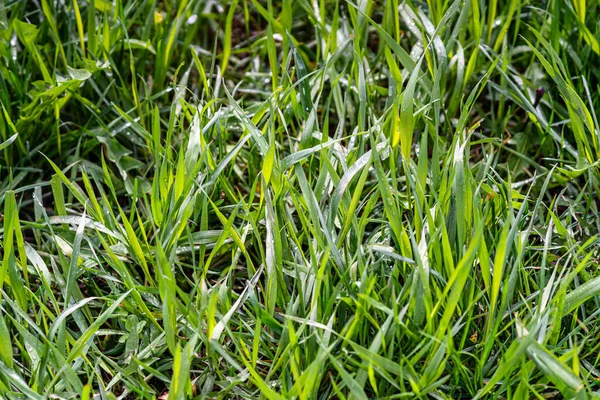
[2,0,600,398]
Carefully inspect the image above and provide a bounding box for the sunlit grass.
[2,0,600,398]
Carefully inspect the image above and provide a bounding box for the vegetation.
[2,0,600,398]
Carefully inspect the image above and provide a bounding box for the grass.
[2,0,600,398]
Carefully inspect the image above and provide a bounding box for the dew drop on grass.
[187,14,198,25]
[10,33,18,61]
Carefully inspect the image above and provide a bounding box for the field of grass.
[2,0,600,398]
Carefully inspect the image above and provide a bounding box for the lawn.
[2,0,600,398]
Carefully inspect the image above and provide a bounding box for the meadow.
[2,0,600,398]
